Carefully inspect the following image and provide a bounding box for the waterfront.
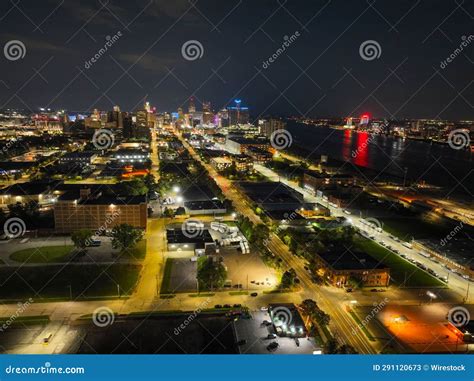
[287,122,473,191]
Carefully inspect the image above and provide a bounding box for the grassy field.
[10,245,73,264]
[0,264,141,300]
[354,237,444,288]
[160,258,174,294]
[121,239,147,260]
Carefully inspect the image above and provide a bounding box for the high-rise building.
[260,119,286,138]
[202,101,213,124]
[227,99,249,125]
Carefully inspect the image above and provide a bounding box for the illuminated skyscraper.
[227,99,249,125]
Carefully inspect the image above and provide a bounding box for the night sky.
[0,0,472,119]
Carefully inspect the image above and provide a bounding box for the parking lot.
[234,311,319,354]
[221,251,277,291]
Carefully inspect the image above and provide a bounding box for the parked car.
[236,339,247,345]
[260,306,268,312]
[250,292,258,297]
[266,342,279,352]
[345,288,353,293]
[267,333,277,339]
[233,304,242,308]
[214,304,223,309]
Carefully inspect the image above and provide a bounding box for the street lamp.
[172,185,180,193]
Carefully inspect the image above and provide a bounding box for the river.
[287,121,473,191]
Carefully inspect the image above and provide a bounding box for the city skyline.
[0,0,473,119]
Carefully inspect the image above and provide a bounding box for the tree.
[325,338,339,354]
[118,178,148,196]
[71,229,93,253]
[280,268,297,289]
[197,257,227,291]
[336,344,358,354]
[111,224,144,252]
[347,275,363,289]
